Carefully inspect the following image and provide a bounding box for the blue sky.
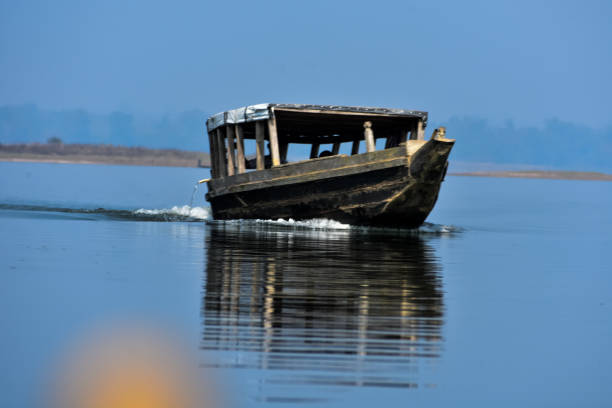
[1,0,611,126]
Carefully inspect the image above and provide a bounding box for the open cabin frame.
[204,104,454,227]
[206,104,428,178]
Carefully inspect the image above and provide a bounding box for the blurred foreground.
[48,326,225,408]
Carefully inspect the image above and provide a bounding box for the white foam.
[418,222,459,234]
[254,218,351,230]
[219,217,459,234]
[134,205,210,220]
[129,206,459,232]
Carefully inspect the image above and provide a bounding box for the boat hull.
[206,138,454,228]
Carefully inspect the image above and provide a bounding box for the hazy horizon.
[2,104,611,172]
[2,1,611,171]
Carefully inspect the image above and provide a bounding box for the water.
[0,162,611,407]
[190,182,200,208]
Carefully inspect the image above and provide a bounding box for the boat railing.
[207,108,429,180]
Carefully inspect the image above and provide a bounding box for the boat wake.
[134,205,210,220]
[417,222,461,234]
[211,217,461,235]
[1,202,460,234]
[0,203,210,222]
[218,217,351,230]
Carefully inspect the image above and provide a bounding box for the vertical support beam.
[225,125,236,176]
[208,131,217,178]
[364,121,375,153]
[309,143,320,159]
[399,128,408,144]
[332,141,341,155]
[384,136,393,149]
[215,128,228,177]
[214,128,220,176]
[409,120,424,141]
[255,121,265,170]
[351,140,360,155]
[416,119,425,140]
[234,124,246,174]
[384,128,406,149]
[280,142,289,164]
[267,114,281,167]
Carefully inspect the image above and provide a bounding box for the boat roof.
[206,103,428,133]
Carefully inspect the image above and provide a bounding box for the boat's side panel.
[207,137,454,227]
[206,146,408,197]
[211,166,438,226]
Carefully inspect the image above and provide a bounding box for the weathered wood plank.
[207,137,454,228]
[216,128,228,177]
[235,124,246,174]
[384,136,393,149]
[255,121,265,171]
[351,140,360,155]
[208,145,411,196]
[309,143,320,159]
[332,142,341,155]
[416,120,424,140]
[212,166,410,224]
[280,142,289,163]
[268,114,281,167]
[226,125,236,176]
[209,154,407,197]
[399,128,408,144]
[384,128,406,148]
[208,131,217,178]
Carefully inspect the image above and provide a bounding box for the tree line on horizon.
[0,140,207,159]
[1,104,610,172]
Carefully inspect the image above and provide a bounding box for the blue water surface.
[0,162,610,407]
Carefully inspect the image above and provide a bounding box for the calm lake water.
[1,162,611,407]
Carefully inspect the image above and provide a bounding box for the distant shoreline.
[0,143,210,168]
[0,155,209,168]
[450,170,612,181]
[2,144,610,181]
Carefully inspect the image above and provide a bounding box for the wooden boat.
[204,104,454,228]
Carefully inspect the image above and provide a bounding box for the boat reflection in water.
[201,221,445,403]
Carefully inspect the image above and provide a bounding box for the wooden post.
[351,140,360,155]
[399,128,408,144]
[384,129,406,149]
[364,121,375,153]
[210,130,218,177]
[255,121,265,170]
[310,143,320,159]
[208,131,217,178]
[267,114,281,167]
[216,128,227,177]
[226,125,236,176]
[416,120,424,140]
[332,141,341,155]
[409,120,424,140]
[384,136,393,149]
[234,124,246,174]
[280,142,289,163]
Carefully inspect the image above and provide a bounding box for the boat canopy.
[206,103,432,179]
[206,103,428,133]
